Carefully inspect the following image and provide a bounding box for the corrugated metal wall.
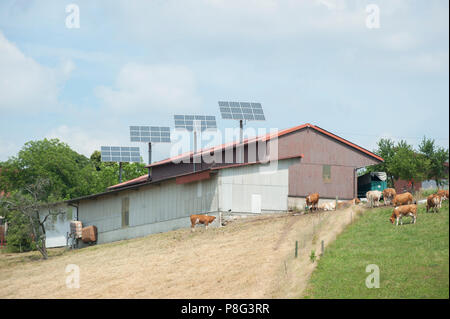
[218,158,299,213]
[273,128,380,199]
[78,177,219,243]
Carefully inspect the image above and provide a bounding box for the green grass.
[304,202,449,299]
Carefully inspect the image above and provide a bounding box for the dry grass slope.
[0,206,362,298]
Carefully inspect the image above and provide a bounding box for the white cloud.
[95,63,201,115]
[112,0,372,41]
[0,31,74,112]
[46,125,127,158]
[404,52,450,73]
[0,138,20,161]
[380,32,419,51]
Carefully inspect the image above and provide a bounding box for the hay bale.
[81,225,98,243]
[70,221,83,239]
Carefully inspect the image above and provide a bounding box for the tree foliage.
[0,179,66,259]
[418,137,449,189]
[369,137,448,190]
[0,138,147,200]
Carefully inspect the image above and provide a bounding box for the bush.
[5,210,35,253]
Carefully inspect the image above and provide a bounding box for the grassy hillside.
[304,201,449,299]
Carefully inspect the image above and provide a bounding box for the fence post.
[295,240,298,258]
[321,240,324,256]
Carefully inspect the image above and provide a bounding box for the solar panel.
[173,115,217,131]
[100,146,141,163]
[129,126,171,143]
[218,101,266,121]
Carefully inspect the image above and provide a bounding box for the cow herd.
[305,192,360,212]
[189,188,449,231]
[304,188,449,227]
[366,188,449,226]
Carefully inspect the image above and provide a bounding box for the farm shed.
[66,123,383,245]
[357,172,387,198]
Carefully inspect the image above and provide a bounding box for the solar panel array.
[129,126,171,143]
[101,146,141,163]
[174,115,217,131]
[218,101,265,121]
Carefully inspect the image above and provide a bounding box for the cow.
[305,193,319,212]
[366,190,382,207]
[382,188,396,206]
[436,189,449,202]
[336,198,361,209]
[426,194,441,213]
[318,201,335,211]
[389,204,417,226]
[392,192,414,207]
[190,214,216,232]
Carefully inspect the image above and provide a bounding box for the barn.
[65,123,383,245]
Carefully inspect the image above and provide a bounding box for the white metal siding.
[78,177,219,244]
[41,204,77,248]
[218,158,299,213]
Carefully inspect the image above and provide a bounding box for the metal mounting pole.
[239,120,243,143]
[148,142,152,165]
[119,162,123,183]
[193,129,197,172]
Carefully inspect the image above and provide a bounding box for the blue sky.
[0,0,448,164]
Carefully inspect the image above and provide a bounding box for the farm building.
[62,123,383,245]
[357,171,388,198]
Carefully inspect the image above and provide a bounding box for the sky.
[0,0,448,165]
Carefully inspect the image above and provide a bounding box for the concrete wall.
[218,158,300,213]
[78,177,219,244]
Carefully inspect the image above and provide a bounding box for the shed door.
[251,194,262,214]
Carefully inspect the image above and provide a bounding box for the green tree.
[0,139,91,200]
[3,209,35,253]
[86,151,147,194]
[388,140,430,193]
[369,138,396,187]
[418,137,449,189]
[0,179,66,259]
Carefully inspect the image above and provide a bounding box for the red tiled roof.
[146,123,383,168]
[108,123,383,190]
[108,174,148,190]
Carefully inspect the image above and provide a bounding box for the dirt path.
[0,206,363,298]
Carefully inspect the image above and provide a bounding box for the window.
[121,197,129,228]
[323,165,331,183]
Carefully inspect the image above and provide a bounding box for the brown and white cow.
[306,193,319,212]
[366,190,382,207]
[382,188,396,206]
[389,204,417,226]
[190,214,216,232]
[426,194,441,213]
[392,192,414,207]
[436,189,449,202]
